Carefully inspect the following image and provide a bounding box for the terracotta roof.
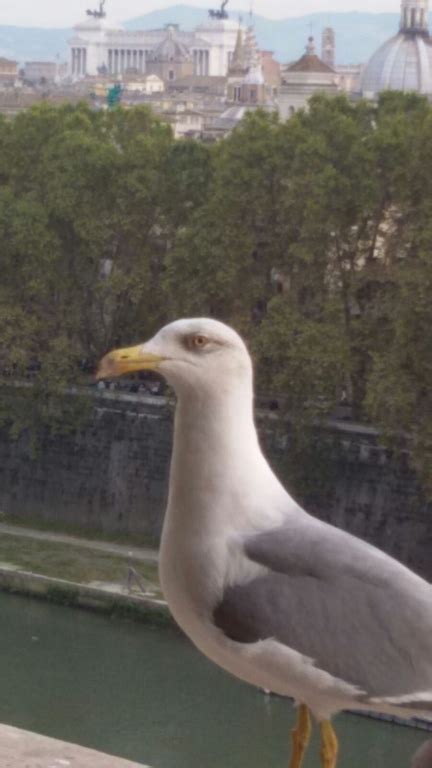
[287,54,335,74]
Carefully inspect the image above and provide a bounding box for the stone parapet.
[0,723,149,767]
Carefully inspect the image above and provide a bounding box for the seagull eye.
[191,334,209,350]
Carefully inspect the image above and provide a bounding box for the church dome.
[361,0,432,96]
[361,33,432,95]
[151,28,191,61]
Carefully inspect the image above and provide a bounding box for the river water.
[0,592,427,768]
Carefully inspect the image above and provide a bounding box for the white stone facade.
[278,71,339,118]
[69,15,241,79]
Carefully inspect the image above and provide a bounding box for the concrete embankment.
[0,564,170,623]
[0,723,149,767]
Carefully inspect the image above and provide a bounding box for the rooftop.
[286,38,336,74]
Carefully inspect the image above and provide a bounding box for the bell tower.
[321,27,335,68]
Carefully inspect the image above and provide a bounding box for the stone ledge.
[0,723,149,767]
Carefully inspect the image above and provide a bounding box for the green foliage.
[163,95,432,496]
[0,103,174,441]
[366,254,432,494]
[0,95,431,498]
[254,298,349,423]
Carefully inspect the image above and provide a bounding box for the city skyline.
[3,0,403,29]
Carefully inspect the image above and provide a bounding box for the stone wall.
[0,391,430,580]
[260,417,432,580]
[0,392,173,539]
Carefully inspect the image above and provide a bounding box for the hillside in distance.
[0,6,418,66]
[0,26,70,64]
[125,6,403,64]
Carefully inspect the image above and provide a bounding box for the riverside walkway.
[0,522,159,563]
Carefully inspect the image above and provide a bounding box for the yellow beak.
[96,344,164,380]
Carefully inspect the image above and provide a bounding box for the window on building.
[169,69,175,80]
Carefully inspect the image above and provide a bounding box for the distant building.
[239,66,267,106]
[361,0,432,97]
[227,24,278,103]
[69,6,242,80]
[167,75,227,97]
[279,37,339,119]
[146,26,193,82]
[123,74,165,94]
[23,61,58,84]
[336,64,364,94]
[321,27,336,69]
[210,60,276,138]
[0,57,18,86]
[227,26,251,101]
[260,51,281,92]
[320,26,363,96]
[163,104,205,138]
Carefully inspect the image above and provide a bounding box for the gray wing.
[214,515,432,701]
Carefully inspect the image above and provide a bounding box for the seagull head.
[97,318,253,397]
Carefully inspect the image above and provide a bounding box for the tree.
[0,103,175,439]
[0,96,431,499]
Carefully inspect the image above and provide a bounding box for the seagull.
[98,318,432,768]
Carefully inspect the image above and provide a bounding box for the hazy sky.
[3,0,400,28]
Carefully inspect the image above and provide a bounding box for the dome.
[151,29,191,61]
[361,0,432,96]
[361,32,432,96]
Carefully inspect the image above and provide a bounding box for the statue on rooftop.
[209,0,229,20]
[86,0,106,19]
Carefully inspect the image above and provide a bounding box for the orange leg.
[320,720,339,768]
[288,704,312,768]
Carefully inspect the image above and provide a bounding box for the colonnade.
[71,48,87,76]
[193,50,210,76]
[71,44,214,78]
[107,49,148,75]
